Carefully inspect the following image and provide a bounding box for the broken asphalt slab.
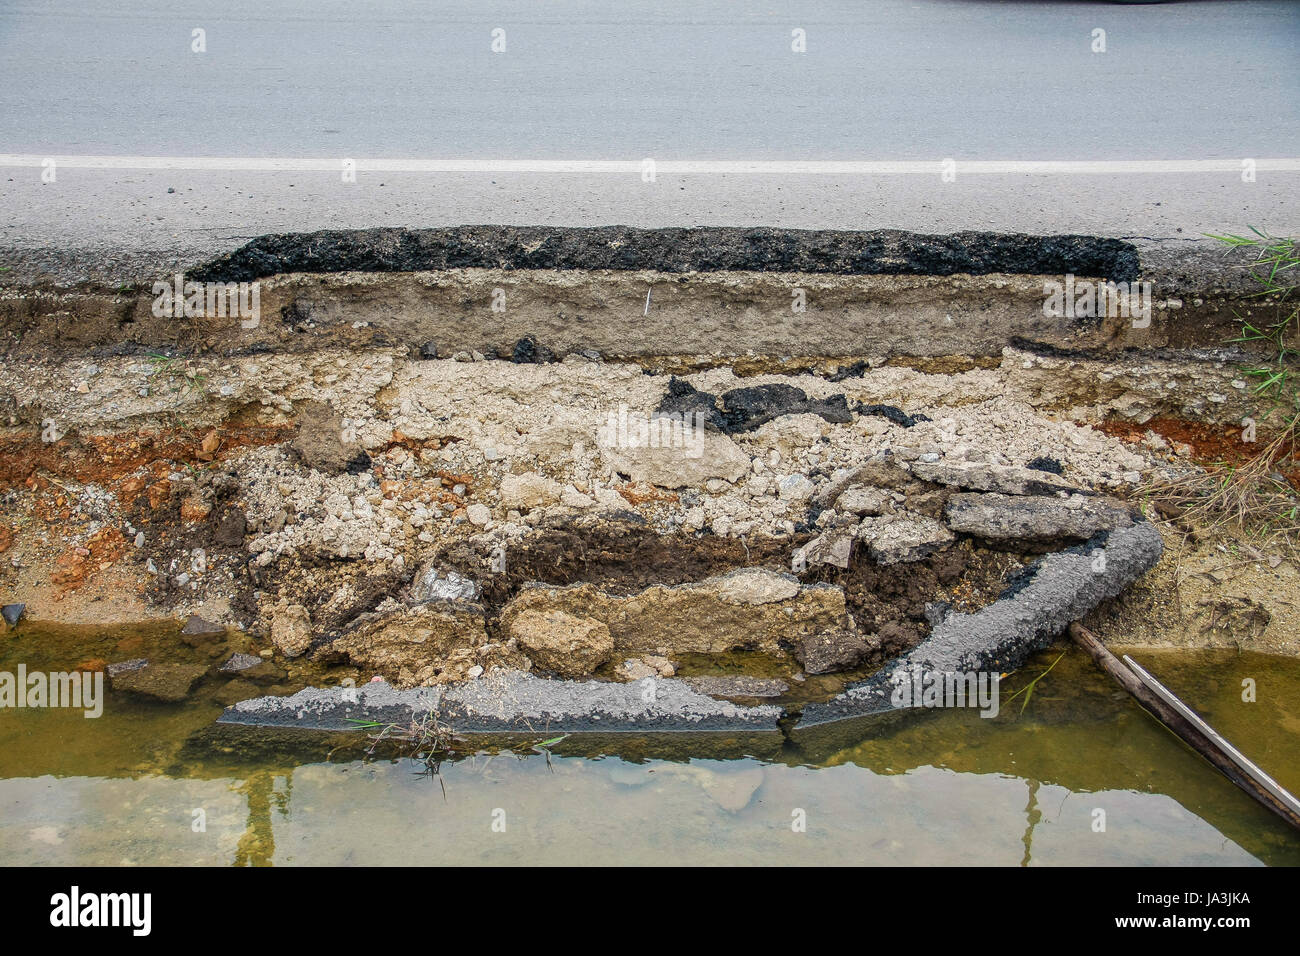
[793,518,1164,734]
[188,227,1141,284]
[218,669,785,734]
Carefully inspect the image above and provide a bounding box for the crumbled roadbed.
[0,339,1258,689]
[2,229,1297,718]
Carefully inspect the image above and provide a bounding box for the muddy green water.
[1,624,1298,866]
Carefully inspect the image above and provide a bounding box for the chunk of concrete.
[410,565,481,603]
[945,492,1134,544]
[856,512,955,564]
[219,669,784,735]
[907,460,1079,496]
[598,428,750,489]
[710,567,801,605]
[835,485,894,516]
[793,529,855,569]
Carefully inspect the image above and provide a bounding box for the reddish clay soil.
[1096,417,1300,489]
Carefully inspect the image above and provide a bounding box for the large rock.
[508,609,614,678]
[797,629,876,675]
[335,601,526,689]
[110,663,208,702]
[270,603,313,658]
[856,512,955,564]
[945,492,1134,544]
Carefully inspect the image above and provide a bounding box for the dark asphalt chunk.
[856,403,930,428]
[655,379,854,434]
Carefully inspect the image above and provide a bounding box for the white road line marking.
[2,155,1298,175]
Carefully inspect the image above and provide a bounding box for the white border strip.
[1,155,1298,175]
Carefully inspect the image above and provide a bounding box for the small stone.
[1,604,25,627]
[643,655,675,677]
[219,653,263,673]
[418,342,439,359]
[467,664,484,679]
[511,336,555,364]
[106,658,149,677]
[411,566,481,603]
[778,474,816,502]
[180,614,224,637]
[466,503,491,526]
[134,531,146,547]
[615,658,657,681]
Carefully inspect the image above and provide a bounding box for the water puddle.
[1,624,1298,865]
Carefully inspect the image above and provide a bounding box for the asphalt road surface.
[1,0,1297,256]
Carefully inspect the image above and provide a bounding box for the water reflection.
[1,636,1298,865]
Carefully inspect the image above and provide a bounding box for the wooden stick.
[1067,621,1300,832]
